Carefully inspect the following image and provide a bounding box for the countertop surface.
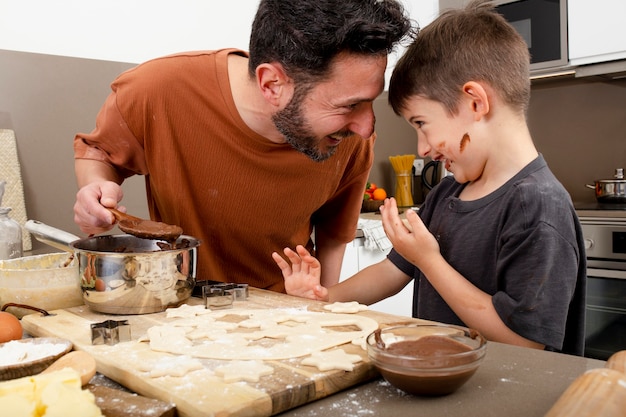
[278,342,605,417]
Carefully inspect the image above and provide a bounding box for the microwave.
[494,0,568,71]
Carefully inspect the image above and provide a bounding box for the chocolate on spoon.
[108,208,183,242]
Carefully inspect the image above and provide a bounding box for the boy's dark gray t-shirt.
[387,155,586,355]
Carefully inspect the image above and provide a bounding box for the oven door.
[584,267,626,360]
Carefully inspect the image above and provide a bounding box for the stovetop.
[574,201,626,220]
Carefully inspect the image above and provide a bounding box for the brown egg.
[0,311,23,343]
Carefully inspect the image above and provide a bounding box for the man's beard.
[272,86,338,163]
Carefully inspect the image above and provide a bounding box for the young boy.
[272,0,586,356]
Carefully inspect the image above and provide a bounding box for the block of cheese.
[0,368,102,417]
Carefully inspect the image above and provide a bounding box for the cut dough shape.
[187,328,226,340]
[214,360,274,383]
[243,326,290,341]
[170,317,216,327]
[165,304,212,318]
[138,355,204,378]
[323,301,368,314]
[301,349,363,371]
[238,319,263,329]
[351,336,367,351]
[275,314,309,324]
[148,325,192,352]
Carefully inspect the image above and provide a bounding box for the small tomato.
[363,193,371,201]
[367,182,377,192]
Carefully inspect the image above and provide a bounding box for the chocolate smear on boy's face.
[460,133,470,152]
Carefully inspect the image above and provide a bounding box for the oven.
[577,208,626,360]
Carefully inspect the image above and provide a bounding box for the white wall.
[0,0,438,85]
[0,0,257,63]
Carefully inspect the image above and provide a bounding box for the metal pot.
[25,220,199,315]
[586,168,626,203]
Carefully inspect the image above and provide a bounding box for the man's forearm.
[75,159,122,188]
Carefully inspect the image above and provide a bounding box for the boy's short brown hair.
[389,0,530,116]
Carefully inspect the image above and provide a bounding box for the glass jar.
[394,171,414,207]
[0,207,23,260]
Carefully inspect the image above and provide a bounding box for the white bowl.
[0,253,82,318]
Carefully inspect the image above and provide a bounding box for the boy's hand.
[272,245,329,301]
[381,198,441,268]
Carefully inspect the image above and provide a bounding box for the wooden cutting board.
[22,288,421,417]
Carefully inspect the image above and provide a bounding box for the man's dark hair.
[249,0,414,83]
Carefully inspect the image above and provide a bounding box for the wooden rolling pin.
[606,350,626,374]
[545,350,626,417]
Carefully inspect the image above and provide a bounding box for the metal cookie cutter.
[202,285,234,309]
[209,282,249,301]
[233,283,249,301]
[91,319,131,345]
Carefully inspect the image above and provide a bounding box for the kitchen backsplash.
[1,49,625,241]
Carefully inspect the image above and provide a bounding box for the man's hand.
[73,180,124,235]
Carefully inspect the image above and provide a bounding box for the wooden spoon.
[42,350,97,386]
[108,208,183,242]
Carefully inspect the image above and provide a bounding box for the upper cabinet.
[568,0,626,66]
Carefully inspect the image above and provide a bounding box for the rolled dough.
[145,308,379,361]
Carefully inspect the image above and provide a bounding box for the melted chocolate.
[460,133,470,152]
[118,219,183,242]
[379,335,478,396]
[386,335,471,356]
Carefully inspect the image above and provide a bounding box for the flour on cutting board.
[142,307,379,363]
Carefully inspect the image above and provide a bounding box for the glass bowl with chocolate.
[366,323,487,396]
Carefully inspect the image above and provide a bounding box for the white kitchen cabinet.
[340,235,414,318]
[568,0,626,65]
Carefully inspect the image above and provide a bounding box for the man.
[73,0,414,291]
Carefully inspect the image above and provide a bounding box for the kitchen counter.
[22,289,604,417]
[86,338,605,417]
[356,209,414,238]
[278,342,604,417]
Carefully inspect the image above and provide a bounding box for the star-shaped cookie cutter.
[91,319,131,345]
